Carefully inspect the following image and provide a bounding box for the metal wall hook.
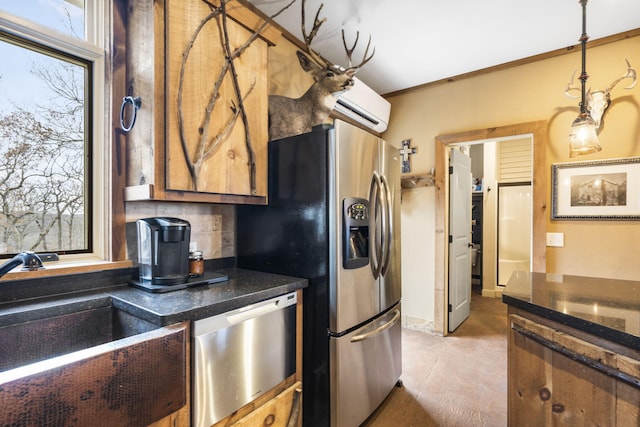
[119,95,141,133]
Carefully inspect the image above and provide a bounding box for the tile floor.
[362,290,508,426]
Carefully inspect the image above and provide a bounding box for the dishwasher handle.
[193,292,297,337]
[226,300,283,324]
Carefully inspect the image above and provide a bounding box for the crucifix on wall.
[400,139,417,173]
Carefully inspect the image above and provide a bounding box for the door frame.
[434,121,547,335]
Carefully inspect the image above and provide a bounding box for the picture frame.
[551,157,640,220]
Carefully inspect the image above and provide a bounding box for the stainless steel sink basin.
[0,295,157,372]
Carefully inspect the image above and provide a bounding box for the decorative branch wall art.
[165,0,294,195]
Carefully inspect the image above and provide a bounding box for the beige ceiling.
[246,0,640,95]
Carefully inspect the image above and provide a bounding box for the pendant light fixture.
[568,0,601,158]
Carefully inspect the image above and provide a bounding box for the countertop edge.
[133,279,308,326]
[502,293,640,352]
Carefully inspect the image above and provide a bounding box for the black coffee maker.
[137,217,190,286]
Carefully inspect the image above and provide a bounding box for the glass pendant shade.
[567,0,602,158]
[569,113,601,157]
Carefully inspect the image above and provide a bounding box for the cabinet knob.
[263,413,276,426]
[552,403,565,413]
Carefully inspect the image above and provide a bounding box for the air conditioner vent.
[333,77,390,133]
[336,99,380,126]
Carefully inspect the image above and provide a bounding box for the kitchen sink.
[0,295,187,425]
[0,295,157,372]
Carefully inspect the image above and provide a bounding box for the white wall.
[400,186,436,332]
[385,35,640,289]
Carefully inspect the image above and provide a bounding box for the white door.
[448,148,472,332]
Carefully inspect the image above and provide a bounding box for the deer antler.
[268,0,377,140]
[342,29,375,71]
[564,70,582,99]
[300,0,330,67]
[301,0,375,73]
[605,59,637,94]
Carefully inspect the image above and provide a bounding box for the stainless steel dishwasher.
[192,292,297,427]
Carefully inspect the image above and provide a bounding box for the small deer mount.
[565,59,637,130]
[268,0,374,141]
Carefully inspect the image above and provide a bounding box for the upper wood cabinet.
[123,0,280,204]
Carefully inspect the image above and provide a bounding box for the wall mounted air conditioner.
[334,77,390,133]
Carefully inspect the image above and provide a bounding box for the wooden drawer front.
[231,382,302,427]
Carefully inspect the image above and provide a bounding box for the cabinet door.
[147,405,190,427]
[508,319,551,425]
[509,314,620,425]
[165,0,268,197]
[229,382,302,427]
[616,380,640,425]
[551,348,616,424]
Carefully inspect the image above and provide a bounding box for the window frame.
[0,3,112,267]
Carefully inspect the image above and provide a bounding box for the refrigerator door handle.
[369,172,383,279]
[378,174,389,278]
[350,309,401,343]
[380,174,393,276]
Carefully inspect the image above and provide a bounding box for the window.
[0,1,106,260]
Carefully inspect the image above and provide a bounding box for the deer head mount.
[268,0,375,141]
[565,59,637,130]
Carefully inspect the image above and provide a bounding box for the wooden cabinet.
[123,0,280,204]
[223,382,302,427]
[148,405,190,427]
[508,307,640,425]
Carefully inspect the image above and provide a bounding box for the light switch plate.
[546,232,564,247]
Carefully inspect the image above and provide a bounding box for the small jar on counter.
[189,250,204,277]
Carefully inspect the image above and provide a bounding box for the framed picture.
[551,157,640,220]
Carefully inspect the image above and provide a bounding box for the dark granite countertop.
[0,268,308,328]
[109,268,308,326]
[502,271,640,351]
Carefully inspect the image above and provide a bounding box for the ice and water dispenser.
[343,197,370,269]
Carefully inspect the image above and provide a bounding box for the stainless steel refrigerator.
[237,119,402,427]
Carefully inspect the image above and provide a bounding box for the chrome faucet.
[0,251,45,278]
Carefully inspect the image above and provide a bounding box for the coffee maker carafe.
[137,217,190,285]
